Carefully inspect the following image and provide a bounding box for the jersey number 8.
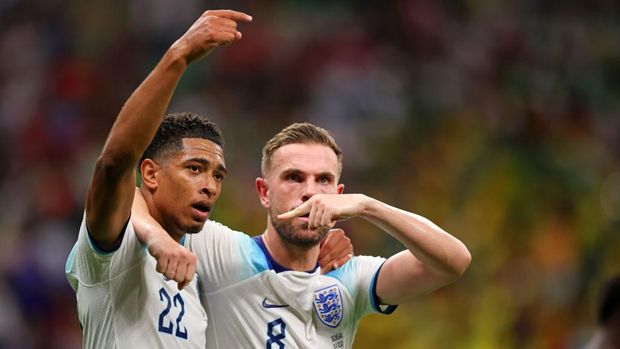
[266,318,286,348]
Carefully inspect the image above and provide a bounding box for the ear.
[256,177,270,208]
[140,159,160,191]
[337,183,345,194]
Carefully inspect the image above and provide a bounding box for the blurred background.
[0,0,619,348]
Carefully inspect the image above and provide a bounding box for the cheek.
[212,182,223,198]
[321,184,338,194]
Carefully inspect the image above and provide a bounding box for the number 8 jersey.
[65,215,208,349]
[192,221,397,349]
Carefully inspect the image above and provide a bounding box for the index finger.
[277,202,310,220]
[205,9,253,22]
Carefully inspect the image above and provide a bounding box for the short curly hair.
[139,112,224,169]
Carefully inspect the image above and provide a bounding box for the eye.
[287,173,301,182]
[188,165,201,173]
[214,172,225,182]
[318,176,330,184]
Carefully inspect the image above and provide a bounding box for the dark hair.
[139,112,224,168]
[598,275,620,325]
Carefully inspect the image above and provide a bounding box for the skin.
[257,142,472,305]
[140,138,227,239]
[85,10,251,289]
[256,143,344,271]
[124,14,353,289]
[86,10,252,250]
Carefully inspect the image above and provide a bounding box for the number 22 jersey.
[65,215,208,349]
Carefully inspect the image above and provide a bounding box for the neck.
[262,226,320,272]
[142,189,185,243]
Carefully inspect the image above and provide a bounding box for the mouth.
[296,213,310,222]
[191,202,212,221]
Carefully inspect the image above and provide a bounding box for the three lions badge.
[313,284,343,328]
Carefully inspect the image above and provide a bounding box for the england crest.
[313,284,343,328]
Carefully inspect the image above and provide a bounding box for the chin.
[186,222,206,234]
[274,222,328,248]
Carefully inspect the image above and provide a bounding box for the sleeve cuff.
[85,217,130,255]
[369,260,398,314]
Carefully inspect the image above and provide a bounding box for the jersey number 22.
[158,287,188,339]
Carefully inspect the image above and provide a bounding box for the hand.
[278,194,369,230]
[319,229,354,274]
[171,9,253,64]
[147,233,197,290]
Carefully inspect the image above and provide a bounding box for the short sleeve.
[325,255,397,320]
[65,213,145,291]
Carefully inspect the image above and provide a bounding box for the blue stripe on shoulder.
[325,257,357,296]
[238,234,270,275]
[65,243,78,273]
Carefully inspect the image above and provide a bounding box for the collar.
[252,235,319,274]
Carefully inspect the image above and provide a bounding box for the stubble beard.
[269,207,330,248]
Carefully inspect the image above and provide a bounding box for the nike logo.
[261,297,289,309]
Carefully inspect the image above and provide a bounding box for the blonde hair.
[261,123,343,177]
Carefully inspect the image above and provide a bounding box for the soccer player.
[133,123,472,348]
[65,10,351,348]
[65,10,253,348]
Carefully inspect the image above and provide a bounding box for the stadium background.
[0,0,619,348]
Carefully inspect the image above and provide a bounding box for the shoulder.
[67,213,143,288]
[192,219,255,249]
[323,256,386,293]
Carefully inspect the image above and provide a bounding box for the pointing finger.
[205,9,252,22]
[278,202,310,220]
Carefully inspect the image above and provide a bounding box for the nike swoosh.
[261,297,289,309]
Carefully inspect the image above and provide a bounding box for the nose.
[201,175,218,198]
[301,180,319,202]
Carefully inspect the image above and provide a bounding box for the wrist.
[360,194,378,217]
[162,44,190,71]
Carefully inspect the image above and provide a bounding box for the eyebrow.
[186,157,227,174]
[280,168,335,179]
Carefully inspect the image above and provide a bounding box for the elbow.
[457,247,472,276]
[95,149,138,178]
[448,245,472,279]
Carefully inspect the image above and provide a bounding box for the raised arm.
[278,193,471,305]
[86,10,252,250]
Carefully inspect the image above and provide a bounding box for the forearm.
[86,49,187,245]
[132,188,197,289]
[362,197,471,277]
[100,48,188,167]
[86,9,251,249]
[132,188,174,246]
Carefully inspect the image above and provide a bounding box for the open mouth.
[192,203,211,212]
[192,203,212,218]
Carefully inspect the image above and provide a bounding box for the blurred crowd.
[0,0,618,348]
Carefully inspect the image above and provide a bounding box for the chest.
[204,271,357,349]
[109,254,208,346]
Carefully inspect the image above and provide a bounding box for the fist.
[173,9,252,64]
[149,238,197,290]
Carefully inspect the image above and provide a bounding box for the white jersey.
[190,220,396,349]
[65,215,208,349]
